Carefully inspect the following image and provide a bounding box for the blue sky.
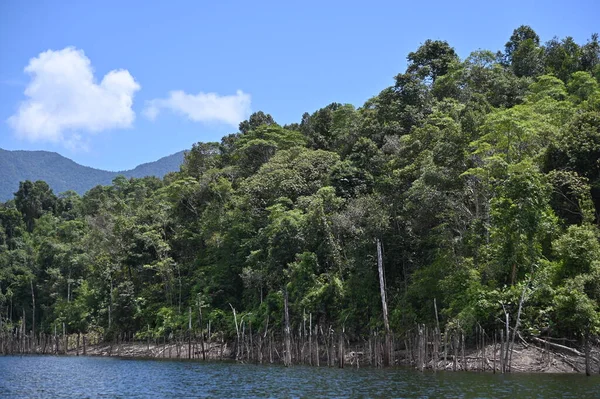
[1,0,598,171]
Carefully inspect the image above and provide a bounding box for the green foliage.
[553,225,600,280]
[239,111,277,135]
[407,39,459,83]
[504,25,544,77]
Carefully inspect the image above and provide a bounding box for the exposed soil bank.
[74,340,599,374]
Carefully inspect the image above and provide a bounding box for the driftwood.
[531,337,582,356]
[517,332,529,348]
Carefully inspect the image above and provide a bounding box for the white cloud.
[144,89,251,127]
[7,47,140,147]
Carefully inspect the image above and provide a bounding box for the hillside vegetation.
[1,26,599,367]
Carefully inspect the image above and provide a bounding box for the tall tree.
[14,181,57,232]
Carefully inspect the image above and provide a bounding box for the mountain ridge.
[0,148,186,201]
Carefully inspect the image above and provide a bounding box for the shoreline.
[4,331,598,374]
[51,340,598,374]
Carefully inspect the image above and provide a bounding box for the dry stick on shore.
[500,329,505,373]
[322,326,329,366]
[308,312,313,366]
[249,320,253,363]
[434,299,440,371]
[63,323,67,354]
[417,325,422,371]
[240,320,245,361]
[302,311,307,365]
[30,279,36,354]
[198,300,206,361]
[339,324,344,368]
[530,337,583,356]
[283,289,292,367]
[261,314,269,364]
[423,326,428,370]
[493,332,497,373]
[461,329,466,371]
[452,329,457,371]
[369,331,374,366]
[481,326,486,371]
[229,303,240,361]
[376,238,391,367]
[443,328,448,369]
[188,307,192,359]
[509,282,529,372]
[501,303,510,371]
[329,326,335,367]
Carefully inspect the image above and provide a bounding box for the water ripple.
[0,356,598,398]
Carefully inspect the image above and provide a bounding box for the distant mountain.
[122,152,186,180]
[0,148,186,201]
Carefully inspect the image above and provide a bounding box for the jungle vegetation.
[1,26,600,358]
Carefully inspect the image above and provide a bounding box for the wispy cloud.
[7,47,140,148]
[144,89,251,127]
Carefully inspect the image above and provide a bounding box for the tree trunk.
[443,329,448,369]
[503,306,510,371]
[376,238,391,367]
[62,323,67,354]
[493,332,497,373]
[509,283,528,371]
[188,307,192,359]
[147,324,150,355]
[500,329,505,373]
[584,328,591,376]
[229,303,240,361]
[453,331,458,371]
[283,289,292,367]
[461,329,466,371]
[315,324,320,367]
[30,279,36,353]
[339,326,344,368]
[418,325,424,372]
[198,302,206,361]
[309,313,312,366]
[108,277,113,331]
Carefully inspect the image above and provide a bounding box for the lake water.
[0,356,598,398]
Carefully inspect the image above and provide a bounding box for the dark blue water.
[0,356,598,398]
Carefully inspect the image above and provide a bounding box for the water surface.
[0,356,598,398]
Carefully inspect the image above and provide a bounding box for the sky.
[1,0,599,171]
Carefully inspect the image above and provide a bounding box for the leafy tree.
[407,39,459,83]
[488,162,556,285]
[504,25,544,77]
[233,125,306,175]
[14,180,57,232]
[181,142,221,178]
[544,36,581,82]
[580,33,600,78]
[239,111,276,134]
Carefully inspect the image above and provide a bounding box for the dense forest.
[1,26,600,368]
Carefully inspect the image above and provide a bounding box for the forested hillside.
[1,26,599,363]
[0,149,185,201]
